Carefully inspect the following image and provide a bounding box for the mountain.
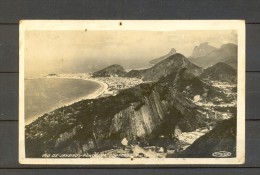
[25,68,229,157]
[189,43,237,69]
[200,62,237,83]
[127,53,203,82]
[172,116,236,158]
[149,48,176,65]
[224,56,237,69]
[92,64,127,77]
[162,68,228,100]
[190,42,216,58]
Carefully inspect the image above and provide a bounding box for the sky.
[24,30,237,76]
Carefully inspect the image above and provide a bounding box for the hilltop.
[127,53,203,82]
[92,64,127,77]
[200,62,237,83]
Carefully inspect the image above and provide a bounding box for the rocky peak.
[169,48,177,55]
[190,42,216,58]
[149,48,177,65]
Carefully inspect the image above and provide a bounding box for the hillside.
[190,43,237,69]
[25,67,230,157]
[127,53,203,82]
[200,62,236,83]
[172,116,236,158]
[149,48,176,65]
[92,64,127,77]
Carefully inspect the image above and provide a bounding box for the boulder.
[121,138,128,146]
[193,95,201,102]
[158,147,164,153]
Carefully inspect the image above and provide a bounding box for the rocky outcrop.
[127,53,203,82]
[92,64,127,77]
[149,48,176,65]
[172,116,236,158]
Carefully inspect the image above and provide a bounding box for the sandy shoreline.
[26,77,108,125]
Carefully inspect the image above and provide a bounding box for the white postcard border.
[19,20,245,165]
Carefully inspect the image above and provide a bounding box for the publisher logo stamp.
[212,151,232,158]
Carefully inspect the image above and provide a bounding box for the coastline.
[26,77,108,125]
[44,76,109,99]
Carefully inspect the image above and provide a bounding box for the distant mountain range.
[148,42,237,70]
[92,53,203,82]
[149,48,176,65]
[92,51,236,84]
[189,43,237,69]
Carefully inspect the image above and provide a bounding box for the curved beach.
[26,77,108,125]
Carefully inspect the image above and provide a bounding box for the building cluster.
[94,77,143,93]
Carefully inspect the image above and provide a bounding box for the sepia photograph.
[19,20,245,164]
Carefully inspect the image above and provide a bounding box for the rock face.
[127,53,203,82]
[190,42,216,58]
[149,48,177,65]
[92,64,127,77]
[200,62,237,83]
[190,43,237,69]
[25,68,225,158]
[172,117,236,158]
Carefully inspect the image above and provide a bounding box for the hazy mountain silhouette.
[149,48,176,65]
[189,43,237,69]
[190,42,216,58]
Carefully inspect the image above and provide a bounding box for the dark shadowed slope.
[172,116,236,158]
[200,62,237,83]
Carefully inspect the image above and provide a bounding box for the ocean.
[25,78,101,124]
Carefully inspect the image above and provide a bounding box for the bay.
[25,78,102,124]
